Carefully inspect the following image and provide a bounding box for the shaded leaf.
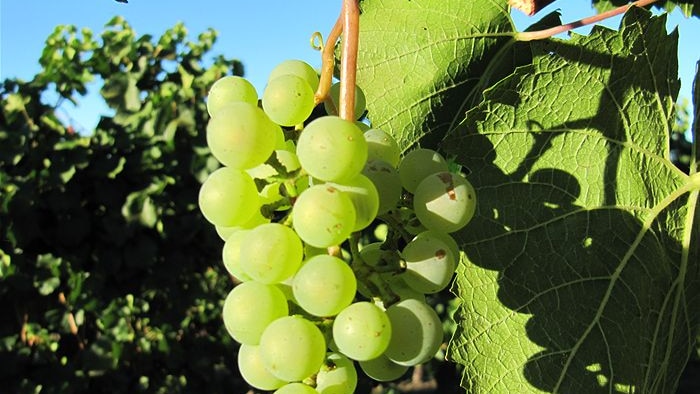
[444,8,698,393]
[357,0,515,151]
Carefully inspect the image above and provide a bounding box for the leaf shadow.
[443,9,692,393]
[448,129,687,392]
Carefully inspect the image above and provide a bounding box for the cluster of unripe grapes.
[198,59,477,393]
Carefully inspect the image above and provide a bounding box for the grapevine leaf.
[592,0,700,18]
[357,0,515,151]
[443,8,699,393]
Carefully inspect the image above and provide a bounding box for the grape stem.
[314,15,342,106]
[339,0,360,121]
[314,0,360,122]
[515,0,661,41]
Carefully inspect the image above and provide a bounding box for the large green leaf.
[357,0,514,151]
[443,8,699,393]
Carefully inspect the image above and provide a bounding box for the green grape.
[328,174,379,231]
[293,255,356,317]
[426,230,460,265]
[398,148,449,193]
[222,229,253,281]
[364,128,400,168]
[198,167,260,227]
[292,185,356,248]
[413,171,477,233]
[240,223,303,284]
[324,82,367,119]
[332,302,392,361]
[206,102,279,169]
[222,281,288,345]
[263,74,315,126]
[296,116,368,182]
[384,298,443,366]
[207,75,258,117]
[259,315,327,382]
[362,159,402,215]
[400,230,456,294]
[274,383,319,394]
[358,353,409,382]
[315,352,358,394]
[247,149,301,179]
[268,59,320,91]
[238,344,288,391]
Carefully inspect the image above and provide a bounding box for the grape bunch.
[199,59,477,393]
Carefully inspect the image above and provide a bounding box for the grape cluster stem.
[515,0,661,41]
[314,0,360,122]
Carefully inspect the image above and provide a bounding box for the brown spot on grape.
[435,249,446,259]
[437,172,457,200]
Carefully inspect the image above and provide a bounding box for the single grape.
[240,223,303,284]
[221,229,253,281]
[274,383,319,394]
[315,352,358,394]
[332,302,392,361]
[328,174,379,231]
[238,344,288,391]
[413,171,477,233]
[398,148,449,193]
[263,74,315,126]
[384,298,443,366]
[206,102,279,169]
[268,59,320,91]
[198,167,259,227]
[222,281,288,345]
[364,129,400,168]
[293,255,356,317]
[324,82,367,120]
[292,185,356,248]
[358,354,409,382]
[207,75,258,117]
[362,159,402,215]
[296,116,368,182]
[426,230,460,265]
[259,315,327,382]
[400,230,456,294]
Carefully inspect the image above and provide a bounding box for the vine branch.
[339,0,360,121]
[314,0,360,122]
[516,0,661,41]
[314,15,342,105]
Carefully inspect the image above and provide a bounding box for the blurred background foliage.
[0,18,696,394]
[0,18,245,393]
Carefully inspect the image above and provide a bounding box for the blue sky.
[1,1,698,133]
